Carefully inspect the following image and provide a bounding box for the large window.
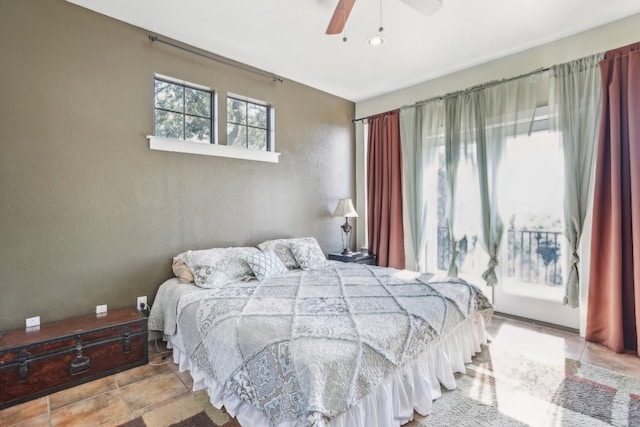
[227,95,273,151]
[499,130,564,291]
[154,77,214,143]
[431,111,566,300]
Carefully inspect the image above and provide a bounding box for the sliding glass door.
[425,111,579,328]
[493,127,578,328]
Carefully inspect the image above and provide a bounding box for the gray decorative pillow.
[247,251,287,281]
[289,237,329,270]
[184,246,260,288]
[257,239,299,269]
[190,264,229,288]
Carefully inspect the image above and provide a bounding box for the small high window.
[227,96,274,151]
[149,76,279,162]
[154,77,214,143]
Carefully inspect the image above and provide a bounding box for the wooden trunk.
[0,308,148,409]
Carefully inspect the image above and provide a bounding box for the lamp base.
[340,218,353,257]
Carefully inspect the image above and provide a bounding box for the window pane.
[154,80,184,112]
[248,128,267,151]
[155,110,183,139]
[435,145,485,276]
[185,88,210,118]
[247,103,267,128]
[185,116,211,142]
[227,123,246,148]
[499,131,564,289]
[227,98,246,124]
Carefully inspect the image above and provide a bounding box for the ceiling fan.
[326,0,443,35]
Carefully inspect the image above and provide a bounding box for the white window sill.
[147,136,280,163]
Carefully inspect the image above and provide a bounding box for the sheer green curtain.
[549,54,604,308]
[444,93,478,277]
[479,76,540,285]
[442,76,539,283]
[399,100,444,271]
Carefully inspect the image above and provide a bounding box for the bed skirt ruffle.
[169,310,490,427]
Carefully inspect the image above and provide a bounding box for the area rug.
[120,345,640,427]
[118,390,239,427]
[410,344,640,427]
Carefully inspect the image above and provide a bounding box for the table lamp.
[333,198,358,255]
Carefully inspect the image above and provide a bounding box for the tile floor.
[1,314,639,427]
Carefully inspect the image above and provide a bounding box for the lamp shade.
[333,198,358,218]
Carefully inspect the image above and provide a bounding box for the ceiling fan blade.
[400,0,443,17]
[326,0,357,35]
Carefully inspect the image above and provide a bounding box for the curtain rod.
[148,35,284,84]
[352,111,395,124]
[352,66,549,123]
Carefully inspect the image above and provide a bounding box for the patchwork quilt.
[156,262,493,426]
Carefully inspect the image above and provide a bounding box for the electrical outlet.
[26,316,40,328]
[96,304,108,314]
[137,296,147,311]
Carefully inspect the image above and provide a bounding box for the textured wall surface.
[0,0,355,329]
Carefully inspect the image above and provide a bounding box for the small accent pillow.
[184,246,260,288]
[247,251,287,281]
[257,239,299,269]
[172,256,194,284]
[289,237,329,270]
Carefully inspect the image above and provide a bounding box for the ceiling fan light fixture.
[367,35,385,46]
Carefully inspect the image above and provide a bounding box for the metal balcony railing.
[437,227,563,286]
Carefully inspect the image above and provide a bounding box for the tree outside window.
[154,78,213,143]
[227,96,271,151]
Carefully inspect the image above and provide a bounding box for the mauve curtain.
[586,42,640,355]
[367,110,405,268]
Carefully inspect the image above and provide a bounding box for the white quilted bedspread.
[162,262,492,426]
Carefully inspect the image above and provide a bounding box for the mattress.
[148,262,493,426]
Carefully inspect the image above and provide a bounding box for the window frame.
[226,93,276,152]
[148,75,280,163]
[153,75,217,144]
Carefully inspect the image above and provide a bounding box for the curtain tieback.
[487,255,499,268]
[481,256,499,286]
[447,240,459,277]
[571,252,580,266]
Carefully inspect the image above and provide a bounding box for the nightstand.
[328,252,377,265]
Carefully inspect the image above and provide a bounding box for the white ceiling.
[67,0,640,102]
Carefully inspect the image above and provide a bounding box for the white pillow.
[289,237,329,270]
[247,251,288,281]
[184,247,260,288]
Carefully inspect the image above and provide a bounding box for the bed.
[148,239,493,427]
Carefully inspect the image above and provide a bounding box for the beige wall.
[354,12,640,250]
[0,0,355,329]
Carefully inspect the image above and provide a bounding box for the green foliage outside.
[227,98,268,151]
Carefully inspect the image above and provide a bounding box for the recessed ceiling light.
[367,35,385,47]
